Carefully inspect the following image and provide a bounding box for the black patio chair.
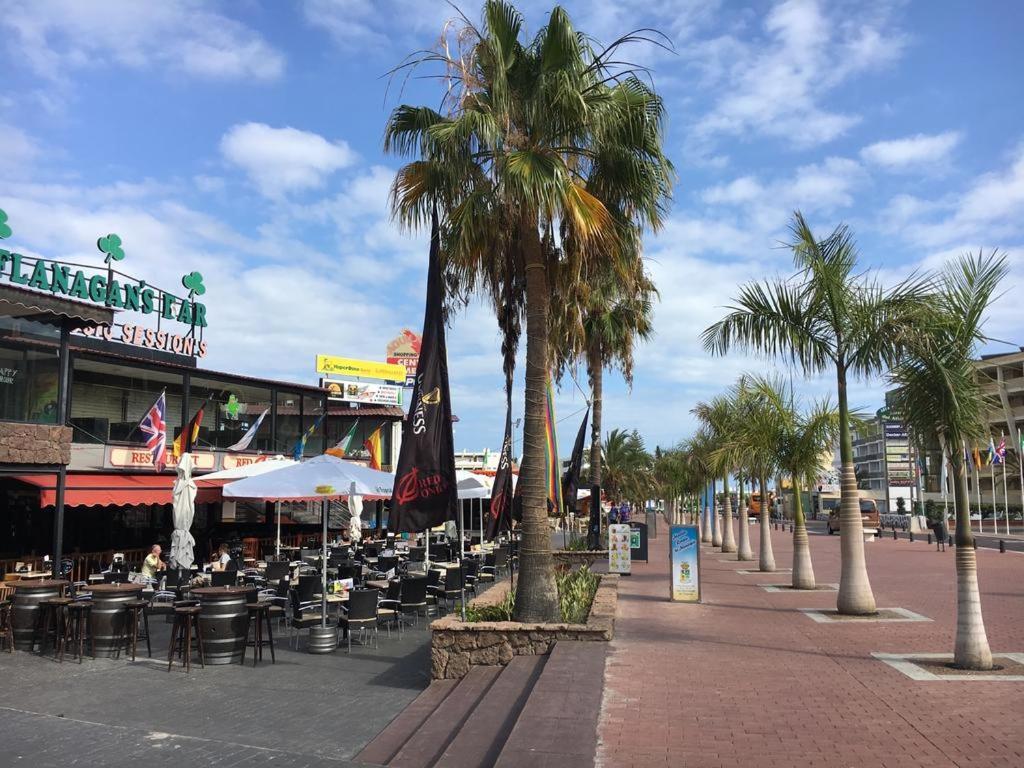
[288,589,329,650]
[462,559,480,598]
[338,588,380,652]
[296,574,319,604]
[211,571,236,587]
[428,567,464,614]
[264,561,290,584]
[385,576,429,628]
[477,552,497,583]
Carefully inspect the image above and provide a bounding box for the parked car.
[827,499,880,535]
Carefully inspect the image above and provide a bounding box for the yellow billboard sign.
[315,355,405,381]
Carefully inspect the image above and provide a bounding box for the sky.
[3,0,1023,457]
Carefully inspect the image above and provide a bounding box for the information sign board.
[608,523,631,575]
[669,525,701,602]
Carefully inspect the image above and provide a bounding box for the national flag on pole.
[561,406,589,516]
[543,378,563,515]
[487,394,514,541]
[973,442,982,470]
[292,413,325,461]
[987,437,997,465]
[996,435,1006,464]
[363,425,384,470]
[138,391,168,472]
[941,450,948,499]
[389,207,458,533]
[173,401,206,458]
[325,419,360,459]
[226,407,268,452]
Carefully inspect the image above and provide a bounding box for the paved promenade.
[598,521,1024,768]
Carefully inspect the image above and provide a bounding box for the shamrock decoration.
[97,233,125,263]
[182,271,206,298]
[225,394,240,419]
[0,208,11,239]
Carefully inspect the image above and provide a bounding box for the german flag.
[364,425,383,470]
[173,401,205,458]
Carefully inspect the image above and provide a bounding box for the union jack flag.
[139,391,168,472]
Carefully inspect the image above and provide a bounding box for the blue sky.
[3,0,1023,457]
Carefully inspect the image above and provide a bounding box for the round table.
[191,586,256,665]
[10,579,67,651]
[88,583,144,657]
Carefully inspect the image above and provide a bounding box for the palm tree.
[742,376,841,588]
[603,428,651,506]
[702,212,929,613]
[889,252,1007,669]
[685,430,715,539]
[385,2,672,621]
[688,397,737,552]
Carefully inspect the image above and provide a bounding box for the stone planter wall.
[430,573,619,680]
[553,550,608,568]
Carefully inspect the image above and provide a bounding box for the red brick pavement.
[597,523,1024,768]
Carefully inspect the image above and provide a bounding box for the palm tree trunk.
[720,475,736,552]
[951,449,993,669]
[588,342,603,549]
[758,474,776,572]
[790,475,816,589]
[736,471,753,560]
[701,480,712,542]
[711,478,722,547]
[835,363,876,614]
[512,213,559,623]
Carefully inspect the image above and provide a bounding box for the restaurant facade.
[0,226,404,577]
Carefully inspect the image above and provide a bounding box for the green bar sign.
[0,248,208,328]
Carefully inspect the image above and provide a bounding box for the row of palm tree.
[386,1,672,622]
[694,211,1007,670]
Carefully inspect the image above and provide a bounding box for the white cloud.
[2,0,284,82]
[0,123,42,175]
[861,131,962,171]
[684,0,905,153]
[303,0,449,49]
[220,123,358,198]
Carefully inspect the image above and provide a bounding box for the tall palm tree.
[702,212,929,613]
[889,252,1007,670]
[685,430,715,539]
[692,396,739,553]
[742,376,841,588]
[385,2,672,621]
[603,428,651,505]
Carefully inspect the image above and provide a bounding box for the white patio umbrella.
[223,454,393,501]
[170,453,197,570]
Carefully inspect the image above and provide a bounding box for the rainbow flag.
[544,377,563,515]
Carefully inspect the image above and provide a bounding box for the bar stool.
[242,602,276,666]
[36,596,71,658]
[167,605,204,672]
[119,598,152,661]
[0,600,13,653]
[61,600,93,663]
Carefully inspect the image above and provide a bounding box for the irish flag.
[326,420,360,459]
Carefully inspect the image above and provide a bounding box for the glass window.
[0,315,61,344]
[275,390,302,454]
[189,376,272,451]
[0,340,60,423]
[70,355,184,444]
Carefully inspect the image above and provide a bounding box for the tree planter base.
[430,573,619,679]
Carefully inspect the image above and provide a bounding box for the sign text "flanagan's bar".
[0,249,208,328]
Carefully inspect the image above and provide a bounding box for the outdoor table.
[88,582,144,657]
[18,571,53,581]
[365,579,391,591]
[10,579,67,651]
[191,586,252,665]
[87,574,105,583]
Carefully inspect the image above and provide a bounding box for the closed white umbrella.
[170,453,197,570]
[348,482,364,543]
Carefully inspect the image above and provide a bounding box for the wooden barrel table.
[191,586,252,665]
[89,583,145,657]
[10,579,67,651]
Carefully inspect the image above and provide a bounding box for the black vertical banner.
[389,209,458,532]
[561,407,589,516]
[487,391,515,540]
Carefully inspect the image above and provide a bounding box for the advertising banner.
[670,525,701,602]
[609,523,632,575]
[322,378,403,406]
[386,329,422,388]
[315,355,405,382]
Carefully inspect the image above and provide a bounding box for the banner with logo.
[609,523,632,575]
[388,210,458,533]
[670,525,701,602]
[322,378,403,406]
[487,391,514,540]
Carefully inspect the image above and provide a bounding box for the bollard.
[893,529,897,541]
[1000,540,1006,553]
[973,539,977,550]
[909,530,914,542]
[789,523,793,533]
[927,533,932,545]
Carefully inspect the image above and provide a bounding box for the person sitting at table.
[211,543,232,572]
[339,528,352,546]
[141,544,167,579]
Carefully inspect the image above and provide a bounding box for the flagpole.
[1018,435,1024,537]
[973,453,982,537]
[989,459,996,535]
[275,501,281,558]
[1001,432,1010,536]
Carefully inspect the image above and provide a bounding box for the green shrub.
[465,588,515,622]
[563,536,592,551]
[556,565,600,624]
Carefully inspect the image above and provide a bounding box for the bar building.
[0,238,403,577]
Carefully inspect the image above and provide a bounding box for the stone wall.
[553,550,608,569]
[430,573,619,679]
[0,424,72,465]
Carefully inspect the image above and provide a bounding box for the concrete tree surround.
[430,573,619,679]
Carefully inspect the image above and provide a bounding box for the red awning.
[12,473,177,508]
